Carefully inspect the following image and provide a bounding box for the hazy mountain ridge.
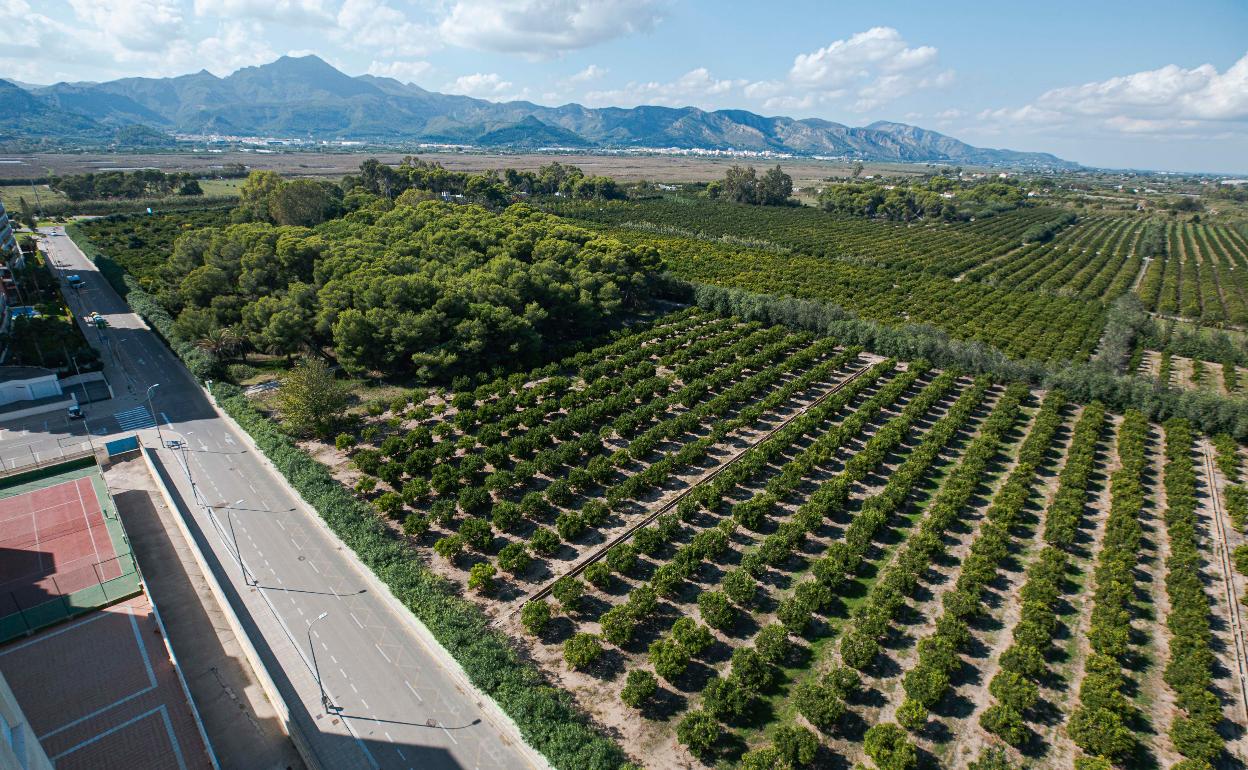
[5,55,1076,167]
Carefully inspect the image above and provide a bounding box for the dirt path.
[1041,413,1123,769]
[1135,424,1180,766]
[1198,438,1248,762]
[941,403,1084,768]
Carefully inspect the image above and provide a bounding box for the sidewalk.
[106,456,303,770]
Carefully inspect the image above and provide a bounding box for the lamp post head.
[316,611,329,621]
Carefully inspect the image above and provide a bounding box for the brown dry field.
[0,151,930,190]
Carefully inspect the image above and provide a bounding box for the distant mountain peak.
[6,56,1078,168]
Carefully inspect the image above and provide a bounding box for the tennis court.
[0,462,139,640]
[0,595,214,769]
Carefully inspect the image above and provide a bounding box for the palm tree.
[195,326,242,361]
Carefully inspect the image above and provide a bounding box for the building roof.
[0,366,56,383]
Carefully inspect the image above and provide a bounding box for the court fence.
[0,553,141,644]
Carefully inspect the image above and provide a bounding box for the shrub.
[739,747,784,770]
[491,501,521,532]
[649,639,690,682]
[401,513,429,539]
[520,491,552,519]
[530,527,561,556]
[496,542,531,574]
[989,670,1039,714]
[1170,715,1223,763]
[520,600,551,636]
[697,591,735,630]
[676,710,720,756]
[546,479,574,507]
[556,511,586,541]
[755,624,791,665]
[671,618,714,657]
[1234,544,1248,576]
[773,723,819,767]
[400,478,430,505]
[553,577,585,613]
[354,476,377,495]
[585,561,612,589]
[334,432,355,450]
[581,500,610,527]
[723,568,757,606]
[459,517,493,551]
[896,697,928,732]
[620,669,657,709]
[430,498,457,525]
[633,527,664,555]
[467,562,496,594]
[793,679,845,730]
[458,486,491,516]
[702,676,751,721]
[599,605,637,646]
[980,703,1027,747]
[863,723,918,770]
[840,630,879,670]
[606,543,638,574]
[1068,706,1134,760]
[563,633,603,670]
[731,647,775,693]
[433,534,464,563]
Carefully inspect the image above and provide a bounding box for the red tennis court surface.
[0,594,213,769]
[0,476,120,612]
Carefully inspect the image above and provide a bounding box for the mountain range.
[1,55,1076,168]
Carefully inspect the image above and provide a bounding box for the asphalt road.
[37,226,541,770]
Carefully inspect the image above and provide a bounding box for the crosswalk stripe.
[113,406,155,431]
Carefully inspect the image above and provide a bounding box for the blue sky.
[6,0,1247,171]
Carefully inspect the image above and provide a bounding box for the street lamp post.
[222,501,251,586]
[308,611,333,713]
[145,383,164,448]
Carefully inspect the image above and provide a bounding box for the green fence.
[0,553,142,643]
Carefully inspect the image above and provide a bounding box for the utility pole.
[308,611,333,713]
[146,383,164,447]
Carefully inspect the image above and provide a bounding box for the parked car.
[67,274,84,289]
[67,405,84,420]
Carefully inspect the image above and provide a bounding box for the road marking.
[360,698,369,709]
[396,748,406,761]
[349,612,364,629]
[308,561,320,574]
[374,644,391,664]
[441,726,458,745]
[350,683,358,694]
[405,681,423,702]
[331,655,338,664]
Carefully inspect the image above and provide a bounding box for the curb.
[141,447,324,770]
[201,388,553,770]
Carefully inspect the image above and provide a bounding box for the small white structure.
[0,366,61,401]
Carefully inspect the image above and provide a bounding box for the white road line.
[330,655,338,665]
[349,612,364,629]
[309,561,320,574]
[374,643,392,663]
[385,732,394,743]
[405,681,423,702]
[441,726,458,745]
[360,698,369,709]
[350,683,359,694]
[396,748,406,761]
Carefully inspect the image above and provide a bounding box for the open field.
[0,151,930,189]
[296,305,1248,769]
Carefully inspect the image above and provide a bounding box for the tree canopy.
[159,198,662,381]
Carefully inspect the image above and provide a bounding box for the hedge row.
[1069,410,1147,764]
[984,402,1107,747]
[1161,419,1225,767]
[839,381,1028,673]
[901,391,1067,731]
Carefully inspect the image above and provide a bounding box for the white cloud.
[335,0,438,59]
[1034,52,1248,122]
[582,67,746,109]
[367,60,432,84]
[977,51,1248,139]
[745,27,951,115]
[569,64,607,83]
[439,0,663,55]
[447,72,513,97]
[789,27,936,88]
[193,0,331,24]
[67,0,186,54]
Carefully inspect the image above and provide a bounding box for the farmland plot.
[312,306,1248,769]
